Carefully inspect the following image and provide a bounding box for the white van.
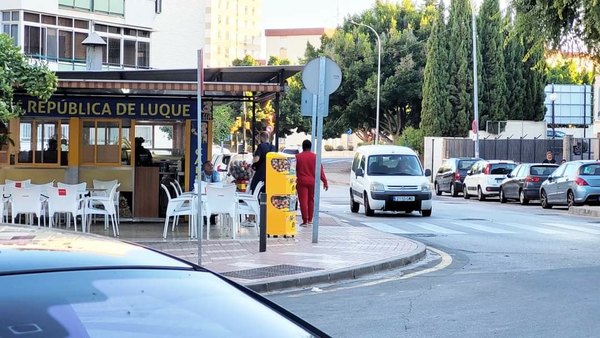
[350,145,432,216]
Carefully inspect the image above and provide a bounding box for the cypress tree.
[478,0,508,124]
[503,13,526,120]
[420,2,450,136]
[522,42,546,121]
[447,0,473,137]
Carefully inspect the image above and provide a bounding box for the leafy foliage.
[546,58,594,84]
[420,2,450,137]
[212,105,235,143]
[0,34,57,122]
[395,126,424,155]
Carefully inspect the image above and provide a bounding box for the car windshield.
[367,154,422,176]
[490,163,516,175]
[0,269,316,338]
[530,165,557,176]
[579,164,600,176]
[458,160,477,170]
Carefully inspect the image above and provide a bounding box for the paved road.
[267,181,600,337]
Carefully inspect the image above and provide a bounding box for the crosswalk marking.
[362,222,411,234]
[450,222,514,234]
[501,222,566,234]
[542,222,600,235]
[405,222,465,234]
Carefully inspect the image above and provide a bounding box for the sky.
[262,0,377,29]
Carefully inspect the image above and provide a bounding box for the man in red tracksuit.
[295,139,328,226]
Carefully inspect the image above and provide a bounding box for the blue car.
[540,161,600,208]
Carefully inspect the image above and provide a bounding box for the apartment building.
[0,0,262,69]
[265,27,334,64]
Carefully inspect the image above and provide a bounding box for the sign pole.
[310,94,317,147]
[312,57,327,244]
[196,49,204,265]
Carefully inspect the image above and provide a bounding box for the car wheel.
[450,183,459,197]
[541,190,552,209]
[350,190,359,213]
[477,186,486,201]
[421,209,432,217]
[519,189,529,205]
[499,188,507,203]
[567,190,578,208]
[364,192,374,216]
[435,182,442,196]
[463,185,470,199]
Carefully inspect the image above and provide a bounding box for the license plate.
[393,196,415,202]
[496,178,503,182]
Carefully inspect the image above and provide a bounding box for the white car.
[463,160,516,201]
[349,145,432,217]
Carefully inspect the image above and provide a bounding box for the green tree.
[446,0,473,137]
[231,55,259,66]
[0,34,57,122]
[513,0,600,64]
[267,56,290,65]
[478,0,508,123]
[212,105,235,143]
[503,14,526,121]
[546,59,594,84]
[420,2,450,137]
[522,41,546,121]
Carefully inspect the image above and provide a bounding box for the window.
[3,24,18,45]
[74,32,86,61]
[74,19,89,29]
[59,30,73,60]
[47,28,58,59]
[24,26,41,56]
[42,15,56,25]
[123,40,136,67]
[83,120,124,165]
[94,0,125,15]
[94,24,108,32]
[58,17,72,27]
[18,120,68,166]
[24,12,39,22]
[138,30,150,38]
[367,155,422,176]
[2,12,9,21]
[108,38,120,65]
[137,41,149,68]
[124,28,136,36]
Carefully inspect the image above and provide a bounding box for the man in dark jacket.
[250,131,274,194]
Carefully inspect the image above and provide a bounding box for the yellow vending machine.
[266,152,297,237]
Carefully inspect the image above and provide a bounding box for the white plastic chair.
[11,186,46,226]
[56,182,87,228]
[237,181,263,232]
[92,179,120,226]
[47,186,86,231]
[5,179,31,189]
[86,183,120,237]
[161,183,197,239]
[205,184,238,240]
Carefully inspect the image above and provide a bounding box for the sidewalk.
[569,205,600,217]
[102,214,426,292]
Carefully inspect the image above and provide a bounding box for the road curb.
[568,206,600,217]
[244,240,427,293]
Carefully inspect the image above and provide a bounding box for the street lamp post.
[471,1,480,158]
[351,20,381,144]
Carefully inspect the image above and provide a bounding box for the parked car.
[434,157,481,197]
[211,152,232,180]
[546,130,588,155]
[0,225,328,337]
[350,145,432,217]
[282,145,301,155]
[463,160,517,201]
[499,163,559,204]
[540,160,600,208]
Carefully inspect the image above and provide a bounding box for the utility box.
[266,152,297,237]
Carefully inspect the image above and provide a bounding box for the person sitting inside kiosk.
[134,137,153,166]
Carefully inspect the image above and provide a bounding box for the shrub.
[324,145,334,151]
[347,145,354,151]
[336,145,345,151]
[395,127,424,154]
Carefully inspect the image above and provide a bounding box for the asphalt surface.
[267,159,600,337]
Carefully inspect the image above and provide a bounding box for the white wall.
[3,0,57,12]
[151,0,205,69]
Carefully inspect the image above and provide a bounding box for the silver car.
[540,160,600,208]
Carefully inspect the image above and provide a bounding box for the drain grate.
[221,264,323,280]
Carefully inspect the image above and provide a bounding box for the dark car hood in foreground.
[0,225,191,274]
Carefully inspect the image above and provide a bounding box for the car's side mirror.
[467,170,472,176]
[547,176,554,182]
[356,168,364,177]
[506,174,512,178]
[424,169,431,177]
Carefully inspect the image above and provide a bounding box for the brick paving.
[90,213,425,291]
